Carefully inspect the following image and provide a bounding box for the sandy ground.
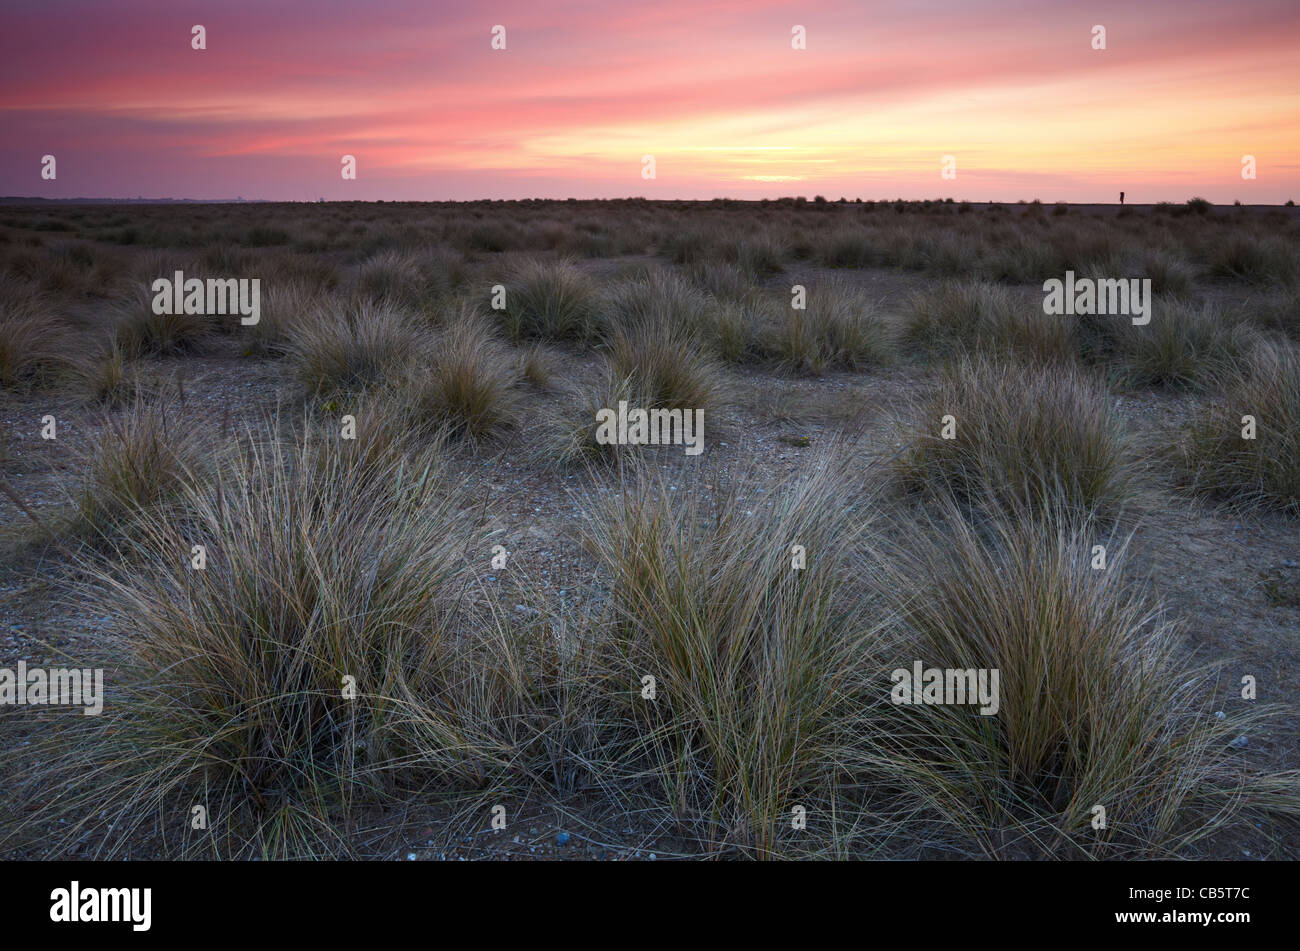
[1,259,1296,860]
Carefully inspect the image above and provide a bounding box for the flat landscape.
[1,197,1297,860]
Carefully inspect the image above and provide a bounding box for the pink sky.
[2,0,1298,202]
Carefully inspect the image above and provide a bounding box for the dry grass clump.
[1174,341,1300,513]
[69,397,210,542]
[985,230,1069,283]
[111,282,212,356]
[25,428,503,858]
[397,306,521,442]
[603,267,713,337]
[700,297,776,364]
[1205,232,1298,285]
[870,502,1251,857]
[1245,286,1300,341]
[322,399,420,481]
[605,316,727,412]
[605,263,774,365]
[8,241,127,298]
[448,218,525,254]
[356,247,465,310]
[921,229,988,276]
[247,278,325,356]
[261,250,343,294]
[516,341,557,389]
[541,313,725,466]
[1132,248,1196,298]
[816,226,882,268]
[723,234,787,278]
[196,242,254,277]
[500,258,603,343]
[540,370,635,467]
[686,259,756,302]
[73,341,136,406]
[1107,299,1256,390]
[894,356,1133,519]
[771,281,894,374]
[285,299,426,394]
[905,279,1075,364]
[662,227,722,266]
[356,249,424,306]
[582,453,887,856]
[0,276,69,388]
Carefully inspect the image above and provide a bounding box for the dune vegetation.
[1,197,1297,860]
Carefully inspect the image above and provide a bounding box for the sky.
[1,0,1298,203]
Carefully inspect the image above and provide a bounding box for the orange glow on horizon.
[2,0,1297,202]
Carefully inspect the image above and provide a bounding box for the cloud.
[2,0,1298,200]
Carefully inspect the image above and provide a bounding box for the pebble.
[1230,735,1249,748]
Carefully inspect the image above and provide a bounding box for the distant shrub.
[241,226,291,247]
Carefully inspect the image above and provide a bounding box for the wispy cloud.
[2,0,1297,200]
